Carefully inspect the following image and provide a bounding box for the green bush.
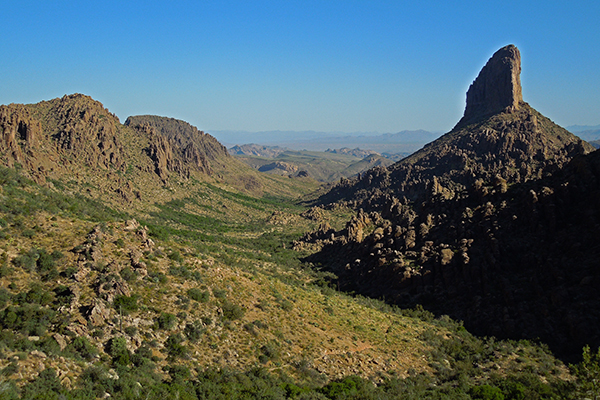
[20,368,66,399]
[166,364,191,383]
[11,248,62,280]
[106,336,131,366]
[68,336,99,361]
[572,345,600,400]
[469,384,504,400]
[119,266,136,282]
[186,288,209,303]
[156,312,177,330]
[168,249,185,263]
[319,376,359,398]
[0,288,10,308]
[124,326,138,336]
[165,333,188,358]
[222,301,245,321]
[113,294,139,315]
[0,304,55,336]
[184,320,205,342]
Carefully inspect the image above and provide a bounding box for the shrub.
[53,285,74,307]
[165,333,188,358]
[113,294,139,315]
[469,384,505,400]
[156,312,177,330]
[572,345,600,400]
[187,288,209,303]
[124,326,138,336]
[12,250,37,272]
[259,342,280,363]
[68,336,98,361]
[222,301,245,321]
[11,248,62,280]
[106,336,130,366]
[319,376,359,398]
[0,288,10,309]
[119,266,136,282]
[20,368,65,399]
[184,320,205,342]
[0,304,55,336]
[166,364,191,383]
[168,249,184,263]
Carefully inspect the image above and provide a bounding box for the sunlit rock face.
[460,44,523,126]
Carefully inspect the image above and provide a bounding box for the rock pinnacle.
[460,44,523,124]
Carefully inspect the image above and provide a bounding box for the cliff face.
[0,103,42,166]
[0,94,127,182]
[124,115,229,181]
[305,45,599,360]
[460,44,523,126]
[0,95,232,202]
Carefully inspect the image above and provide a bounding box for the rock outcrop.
[459,44,523,126]
[125,115,229,181]
[0,94,234,196]
[317,45,593,209]
[0,94,127,182]
[305,45,599,361]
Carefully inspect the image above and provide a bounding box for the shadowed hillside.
[302,45,599,361]
[0,88,587,398]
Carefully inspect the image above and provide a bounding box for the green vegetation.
[0,166,126,223]
[233,149,393,182]
[0,163,592,399]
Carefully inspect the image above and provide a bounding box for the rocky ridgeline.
[304,45,599,360]
[303,149,600,360]
[324,147,379,158]
[0,94,126,182]
[125,115,229,181]
[228,144,288,158]
[0,94,229,193]
[318,45,593,209]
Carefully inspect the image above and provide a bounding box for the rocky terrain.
[0,46,597,398]
[318,46,592,209]
[0,95,318,209]
[302,45,599,361]
[233,149,394,182]
[324,148,379,158]
[228,144,289,158]
[124,115,229,181]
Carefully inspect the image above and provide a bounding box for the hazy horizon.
[2,2,599,133]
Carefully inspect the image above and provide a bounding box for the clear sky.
[1,1,599,134]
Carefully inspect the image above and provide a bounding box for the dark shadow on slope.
[302,149,600,363]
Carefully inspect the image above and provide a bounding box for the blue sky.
[1,1,599,134]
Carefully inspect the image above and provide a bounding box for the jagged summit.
[316,45,593,208]
[124,115,229,180]
[459,44,523,126]
[302,45,600,360]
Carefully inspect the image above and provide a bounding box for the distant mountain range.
[567,125,600,148]
[212,129,441,154]
[229,144,394,182]
[216,125,600,156]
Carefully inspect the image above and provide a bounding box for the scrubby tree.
[573,345,600,400]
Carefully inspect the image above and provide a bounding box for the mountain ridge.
[315,45,593,208]
[301,44,598,361]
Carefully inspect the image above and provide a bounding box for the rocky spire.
[460,44,523,124]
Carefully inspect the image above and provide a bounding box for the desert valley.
[1,45,599,399]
